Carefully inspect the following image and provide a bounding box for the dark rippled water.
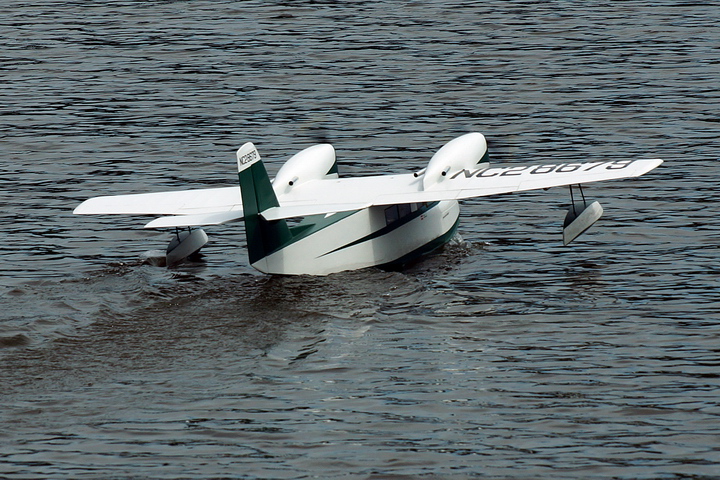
[2,1,719,478]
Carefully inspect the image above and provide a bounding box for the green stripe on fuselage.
[379,215,459,269]
[319,202,439,258]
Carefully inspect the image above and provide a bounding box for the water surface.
[2,1,719,478]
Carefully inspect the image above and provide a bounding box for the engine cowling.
[273,144,338,194]
[422,132,488,190]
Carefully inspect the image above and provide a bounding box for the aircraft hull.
[251,200,460,275]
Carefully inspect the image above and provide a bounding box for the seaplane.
[74,132,662,275]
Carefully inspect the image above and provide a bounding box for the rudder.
[236,143,292,267]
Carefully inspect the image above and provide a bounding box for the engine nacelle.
[422,132,488,190]
[273,144,338,194]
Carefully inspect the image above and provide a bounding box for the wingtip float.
[74,132,662,275]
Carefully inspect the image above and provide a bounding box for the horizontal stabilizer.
[144,210,244,229]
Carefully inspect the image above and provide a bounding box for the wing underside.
[143,210,245,229]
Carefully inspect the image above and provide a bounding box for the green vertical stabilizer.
[236,143,292,265]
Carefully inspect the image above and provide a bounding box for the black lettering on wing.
[474,168,499,178]
[500,166,530,176]
[556,163,582,173]
[583,162,608,171]
[450,168,482,180]
[606,160,633,170]
[531,165,556,174]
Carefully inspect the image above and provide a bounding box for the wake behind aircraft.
[74,133,662,275]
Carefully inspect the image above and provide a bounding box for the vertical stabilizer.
[236,143,292,267]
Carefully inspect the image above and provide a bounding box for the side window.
[384,205,399,225]
[398,203,411,218]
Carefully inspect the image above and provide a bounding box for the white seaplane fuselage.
[73,132,662,276]
[253,200,459,275]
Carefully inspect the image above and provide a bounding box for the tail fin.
[236,143,291,267]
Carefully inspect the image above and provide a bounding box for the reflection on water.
[2,1,720,478]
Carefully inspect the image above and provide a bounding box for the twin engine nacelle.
[272,132,487,193]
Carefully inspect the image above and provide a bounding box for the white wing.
[73,157,661,227]
[73,186,242,216]
[261,158,662,220]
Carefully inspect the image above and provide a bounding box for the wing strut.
[568,184,588,216]
[563,184,603,246]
